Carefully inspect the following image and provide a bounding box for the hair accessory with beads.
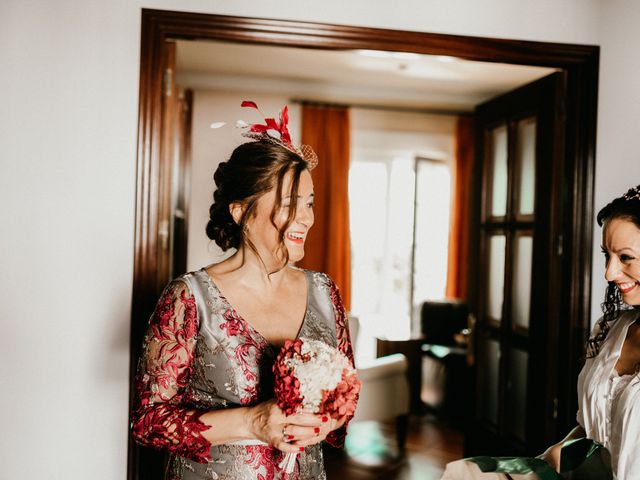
[211,101,318,170]
[622,185,640,202]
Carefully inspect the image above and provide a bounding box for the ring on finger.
[282,424,289,442]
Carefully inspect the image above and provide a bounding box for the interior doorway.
[130,9,599,480]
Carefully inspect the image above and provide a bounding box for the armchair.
[348,315,410,451]
[419,300,470,426]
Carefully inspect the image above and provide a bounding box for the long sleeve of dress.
[131,280,212,463]
[324,276,358,449]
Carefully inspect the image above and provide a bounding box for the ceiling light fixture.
[356,49,422,61]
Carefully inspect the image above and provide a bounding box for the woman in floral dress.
[131,137,356,479]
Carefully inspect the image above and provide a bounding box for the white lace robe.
[577,310,640,480]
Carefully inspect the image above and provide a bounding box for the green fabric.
[467,455,560,480]
[560,438,614,480]
[466,438,614,480]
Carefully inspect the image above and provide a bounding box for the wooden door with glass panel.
[467,73,564,456]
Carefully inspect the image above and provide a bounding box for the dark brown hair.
[206,141,309,270]
[586,185,640,357]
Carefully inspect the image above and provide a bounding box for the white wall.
[590,0,640,321]
[351,108,456,162]
[6,0,640,478]
[186,91,301,270]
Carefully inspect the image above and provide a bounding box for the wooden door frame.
[131,8,599,479]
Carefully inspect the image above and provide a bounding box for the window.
[349,154,451,354]
[412,158,452,307]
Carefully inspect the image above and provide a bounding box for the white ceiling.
[175,40,556,113]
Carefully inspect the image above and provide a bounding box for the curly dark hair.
[206,141,311,271]
[586,184,640,357]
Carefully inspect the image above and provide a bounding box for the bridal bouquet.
[273,338,361,473]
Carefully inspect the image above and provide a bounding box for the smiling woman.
[537,184,640,480]
[130,104,357,479]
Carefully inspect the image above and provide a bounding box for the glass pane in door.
[489,125,508,217]
[511,234,533,330]
[478,337,501,425]
[506,348,528,441]
[515,117,536,216]
[486,235,506,323]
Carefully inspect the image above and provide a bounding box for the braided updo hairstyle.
[586,185,640,357]
[206,140,310,260]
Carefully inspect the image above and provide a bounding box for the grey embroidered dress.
[131,267,355,480]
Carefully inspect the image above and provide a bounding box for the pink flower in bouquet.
[319,371,361,418]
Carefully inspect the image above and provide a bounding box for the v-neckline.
[201,267,311,350]
[612,311,640,377]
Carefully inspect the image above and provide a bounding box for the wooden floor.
[324,416,464,479]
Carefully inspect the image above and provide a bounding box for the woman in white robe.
[442,185,640,480]
[538,184,640,479]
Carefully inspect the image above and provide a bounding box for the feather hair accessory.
[211,101,318,170]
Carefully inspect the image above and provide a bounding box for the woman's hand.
[537,443,562,473]
[247,400,325,453]
[288,414,347,448]
[536,425,585,473]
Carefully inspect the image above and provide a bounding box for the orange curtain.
[298,104,351,310]
[445,116,475,300]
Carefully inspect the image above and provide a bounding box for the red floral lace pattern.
[219,308,267,404]
[131,280,212,463]
[243,445,286,480]
[325,276,358,449]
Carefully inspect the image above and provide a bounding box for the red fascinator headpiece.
[212,100,318,170]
